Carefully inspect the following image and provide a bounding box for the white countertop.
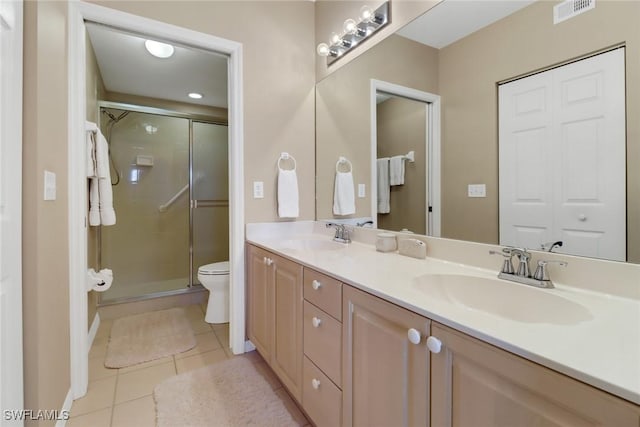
[246,222,640,406]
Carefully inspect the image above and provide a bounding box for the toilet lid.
[198,261,229,275]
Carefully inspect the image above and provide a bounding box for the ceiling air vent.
[554,0,595,24]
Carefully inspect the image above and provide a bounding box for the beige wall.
[376,97,427,234]
[23,1,71,421]
[24,0,315,420]
[316,34,438,220]
[86,33,105,330]
[438,0,640,261]
[315,0,440,81]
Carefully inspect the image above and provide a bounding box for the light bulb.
[317,43,330,57]
[330,32,341,45]
[343,18,357,35]
[188,92,203,99]
[144,40,174,58]
[360,5,374,22]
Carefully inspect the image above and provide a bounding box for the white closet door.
[552,49,626,261]
[499,48,626,261]
[0,0,24,422]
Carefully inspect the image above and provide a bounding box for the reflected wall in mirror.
[315,0,640,263]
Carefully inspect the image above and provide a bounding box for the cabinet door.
[246,244,273,360]
[431,323,640,427]
[271,254,304,402]
[343,285,430,427]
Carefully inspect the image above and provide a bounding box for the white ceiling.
[86,23,228,108]
[397,0,537,49]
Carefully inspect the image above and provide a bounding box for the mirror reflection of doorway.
[371,80,441,236]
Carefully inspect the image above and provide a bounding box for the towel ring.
[278,152,297,171]
[336,156,353,173]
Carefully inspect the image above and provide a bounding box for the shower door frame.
[96,101,228,305]
[68,0,245,401]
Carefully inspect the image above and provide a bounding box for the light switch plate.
[468,184,486,198]
[44,170,56,201]
[358,183,366,198]
[253,181,264,199]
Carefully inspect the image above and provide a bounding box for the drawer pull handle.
[265,258,274,266]
[311,378,321,389]
[426,336,442,354]
[263,256,267,264]
[311,317,322,328]
[407,328,421,345]
[312,280,322,290]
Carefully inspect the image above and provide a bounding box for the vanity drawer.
[303,301,342,387]
[304,268,342,321]
[303,356,342,427]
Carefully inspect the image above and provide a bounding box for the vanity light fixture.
[144,39,175,59]
[188,92,203,99]
[316,1,390,65]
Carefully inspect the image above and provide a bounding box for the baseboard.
[54,388,73,427]
[87,312,101,353]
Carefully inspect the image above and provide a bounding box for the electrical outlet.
[468,184,486,198]
[253,181,264,199]
[358,183,366,198]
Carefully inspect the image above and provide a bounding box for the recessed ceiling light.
[144,40,174,58]
[188,92,203,99]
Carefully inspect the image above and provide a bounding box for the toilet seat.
[198,261,229,276]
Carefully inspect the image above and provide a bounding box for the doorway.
[68,2,244,399]
[370,79,441,236]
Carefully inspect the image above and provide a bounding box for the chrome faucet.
[541,240,563,252]
[325,222,351,243]
[489,247,567,289]
[356,220,374,227]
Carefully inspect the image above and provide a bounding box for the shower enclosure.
[97,102,229,304]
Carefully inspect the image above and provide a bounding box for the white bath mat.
[105,307,196,368]
[154,357,302,427]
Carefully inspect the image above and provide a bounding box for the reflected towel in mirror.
[377,158,390,213]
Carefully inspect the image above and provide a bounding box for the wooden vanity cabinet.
[342,285,431,427]
[430,323,640,427]
[246,244,303,401]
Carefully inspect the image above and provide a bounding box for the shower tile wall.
[101,111,190,298]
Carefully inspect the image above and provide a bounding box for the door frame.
[0,0,24,415]
[370,79,441,236]
[68,1,245,399]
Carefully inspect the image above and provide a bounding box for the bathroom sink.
[277,237,348,251]
[412,274,592,324]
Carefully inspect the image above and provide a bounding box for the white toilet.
[197,261,230,324]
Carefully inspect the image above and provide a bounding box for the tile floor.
[68,303,310,427]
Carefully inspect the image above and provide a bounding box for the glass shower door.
[191,121,229,284]
[100,109,190,301]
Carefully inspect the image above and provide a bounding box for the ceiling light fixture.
[144,40,175,58]
[188,92,203,99]
[316,2,390,65]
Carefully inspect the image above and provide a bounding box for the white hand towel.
[389,155,405,186]
[377,158,390,214]
[333,171,355,215]
[95,130,110,179]
[99,177,116,226]
[88,129,116,226]
[278,169,299,218]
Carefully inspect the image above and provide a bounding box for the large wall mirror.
[315,0,639,264]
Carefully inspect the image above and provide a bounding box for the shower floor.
[101,277,199,302]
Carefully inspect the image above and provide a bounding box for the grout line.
[109,371,118,427]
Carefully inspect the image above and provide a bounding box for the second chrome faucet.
[490,247,567,289]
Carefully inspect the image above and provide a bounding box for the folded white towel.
[333,171,355,215]
[390,155,405,186]
[278,168,299,218]
[377,158,390,214]
[88,128,116,226]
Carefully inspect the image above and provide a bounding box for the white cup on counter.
[376,233,397,252]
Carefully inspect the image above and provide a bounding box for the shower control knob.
[311,280,322,290]
[312,317,322,328]
[311,378,321,390]
[578,214,587,221]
